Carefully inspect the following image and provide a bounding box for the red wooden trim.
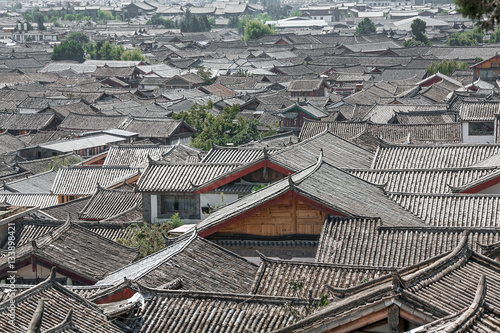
[32,256,97,285]
[461,175,500,193]
[95,288,136,304]
[198,190,346,237]
[196,160,292,194]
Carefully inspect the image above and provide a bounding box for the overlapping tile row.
[79,186,142,221]
[201,145,280,164]
[132,290,307,333]
[137,161,240,192]
[0,193,58,208]
[372,143,500,169]
[390,193,500,227]
[251,256,390,298]
[0,274,124,332]
[315,216,500,267]
[300,120,462,144]
[347,167,497,194]
[103,144,174,168]
[51,165,141,195]
[0,221,138,282]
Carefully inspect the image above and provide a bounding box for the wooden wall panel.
[216,198,325,236]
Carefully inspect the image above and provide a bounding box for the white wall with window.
[200,193,239,219]
[462,122,495,143]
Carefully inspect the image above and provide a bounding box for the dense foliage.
[51,40,85,62]
[146,15,176,28]
[117,214,184,260]
[121,49,146,61]
[172,102,275,151]
[24,7,119,25]
[180,10,211,32]
[355,18,376,36]
[66,32,89,44]
[425,59,468,75]
[242,20,275,41]
[404,18,431,47]
[446,27,484,46]
[455,0,500,30]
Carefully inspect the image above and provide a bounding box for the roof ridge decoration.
[27,297,46,333]
[325,230,472,298]
[403,230,471,290]
[291,149,323,186]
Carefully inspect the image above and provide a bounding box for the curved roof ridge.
[403,231,471,290]
[441,275,487,333]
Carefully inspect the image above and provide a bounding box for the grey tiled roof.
[51,166,141,195]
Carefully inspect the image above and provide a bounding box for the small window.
[469,122,494,136]
[161,193,198,219]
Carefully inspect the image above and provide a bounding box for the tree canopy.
[455,0,500,30]
[355,18,376,36]
[404,18,431,47]
[51,40,85,62]
[446,26,483,46]
[425,59,468,75]
[66,32,89,44]
[116,214,184,260]
[180,11,211,32]
[242,20,275,41]
[121,49,145,61]
[172,102,275,151]
[146,15,175,28]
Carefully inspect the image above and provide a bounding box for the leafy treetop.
[355,18,376,36]
[172,102,275,151]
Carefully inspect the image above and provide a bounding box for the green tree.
[146,15,175,28]
[66,31,89,44]
[290,8,301,17]
[261,0,288,19]
[410,18,430,45]
[355,18,376,36]
[121,49,145,61]
[425,59,468,75]
[34,12,45,30]
[116,214,184,260]
[51,40,85,62]
[196,66,214,84]
[446,26,483,46]
[12,3,22,10]
[97,41,124,60]
[411,18,426,36]
[172,102,275,151]
[455,0,500,30]
[242,20,275,41]
[42,156,81,171]
[489,28,500,43]
[97,9,114,21]
[403,39,427,47]
[228,16,239,28]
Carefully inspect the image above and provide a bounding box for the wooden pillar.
[388,304,400,333]
[291,198,297,234]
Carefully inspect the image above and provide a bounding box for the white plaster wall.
[462,123,495,144]
[150,194,158,223]
[200,193,239,219]
[15,264,66,280]
[477,182,500,194]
